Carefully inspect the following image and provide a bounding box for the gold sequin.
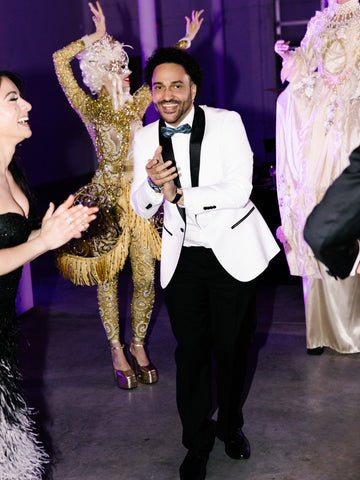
[53,39,160,343]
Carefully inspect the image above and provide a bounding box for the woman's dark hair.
[0,70,25,97]
[0,71,37,218]
[144,47,203,95]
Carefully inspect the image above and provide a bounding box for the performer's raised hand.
[185,10,205,41]
[88,1,106,41]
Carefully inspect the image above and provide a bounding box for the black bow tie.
[161,124,192,138]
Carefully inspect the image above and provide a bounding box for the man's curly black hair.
[144,47,203,96]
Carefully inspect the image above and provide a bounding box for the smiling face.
[0,76,32,146]
[122,74,131,90]
[152,63,197,126]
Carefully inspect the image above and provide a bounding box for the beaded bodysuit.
[53,39,161,286]
[53,38,161,343]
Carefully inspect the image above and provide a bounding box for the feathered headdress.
[77,34,133,109]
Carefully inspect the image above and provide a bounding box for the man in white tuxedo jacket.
[131,47,279,480]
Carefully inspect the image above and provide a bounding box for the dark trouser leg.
[165,247,257,451]
[209,267,257,439]
[165,248,214,453]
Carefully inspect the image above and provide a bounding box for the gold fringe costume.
[53,38,161,343]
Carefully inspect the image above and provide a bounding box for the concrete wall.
[1,0,289,187]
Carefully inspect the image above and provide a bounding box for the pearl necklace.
[325,0,360,28]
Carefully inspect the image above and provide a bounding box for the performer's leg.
[97,278,132,372]
[128,233,157,382]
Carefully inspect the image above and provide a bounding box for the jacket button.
[145,203,152,209]
[180,228,184,232]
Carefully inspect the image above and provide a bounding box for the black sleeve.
[303,145,360,279]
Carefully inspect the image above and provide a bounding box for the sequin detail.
[53,39,161,343]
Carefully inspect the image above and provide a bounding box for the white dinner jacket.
[131,105,279,288]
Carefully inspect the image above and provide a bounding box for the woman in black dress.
[0,71,97,479]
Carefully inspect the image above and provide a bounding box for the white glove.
[274,39,290,59]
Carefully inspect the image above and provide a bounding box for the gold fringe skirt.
[55,181,162,286]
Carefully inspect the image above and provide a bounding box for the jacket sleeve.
[304,145,360,278]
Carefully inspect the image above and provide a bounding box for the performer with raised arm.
[53,1,204,389]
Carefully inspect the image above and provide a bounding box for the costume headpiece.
[77,34,133,109]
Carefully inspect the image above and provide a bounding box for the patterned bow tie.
[161,124,192,138]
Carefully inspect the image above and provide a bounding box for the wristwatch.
[147,176,162,193]
[171,188,183,204]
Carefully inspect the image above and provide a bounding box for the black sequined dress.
[0,213,47,479]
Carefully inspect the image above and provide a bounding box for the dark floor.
[17,250,360,480]
[15,178,360,480]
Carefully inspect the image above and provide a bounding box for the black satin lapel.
[190,105,206,187]
[159,119,181,188]
[158,120,185,223]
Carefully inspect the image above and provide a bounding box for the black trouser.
[164,247,257,453]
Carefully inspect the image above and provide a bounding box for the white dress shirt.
[166,107,210,248]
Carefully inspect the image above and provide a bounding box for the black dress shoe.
[307,347,324,355]
[179,450,209,480]
[224,427,250,460]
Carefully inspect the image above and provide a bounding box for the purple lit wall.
[1,0,278,186]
